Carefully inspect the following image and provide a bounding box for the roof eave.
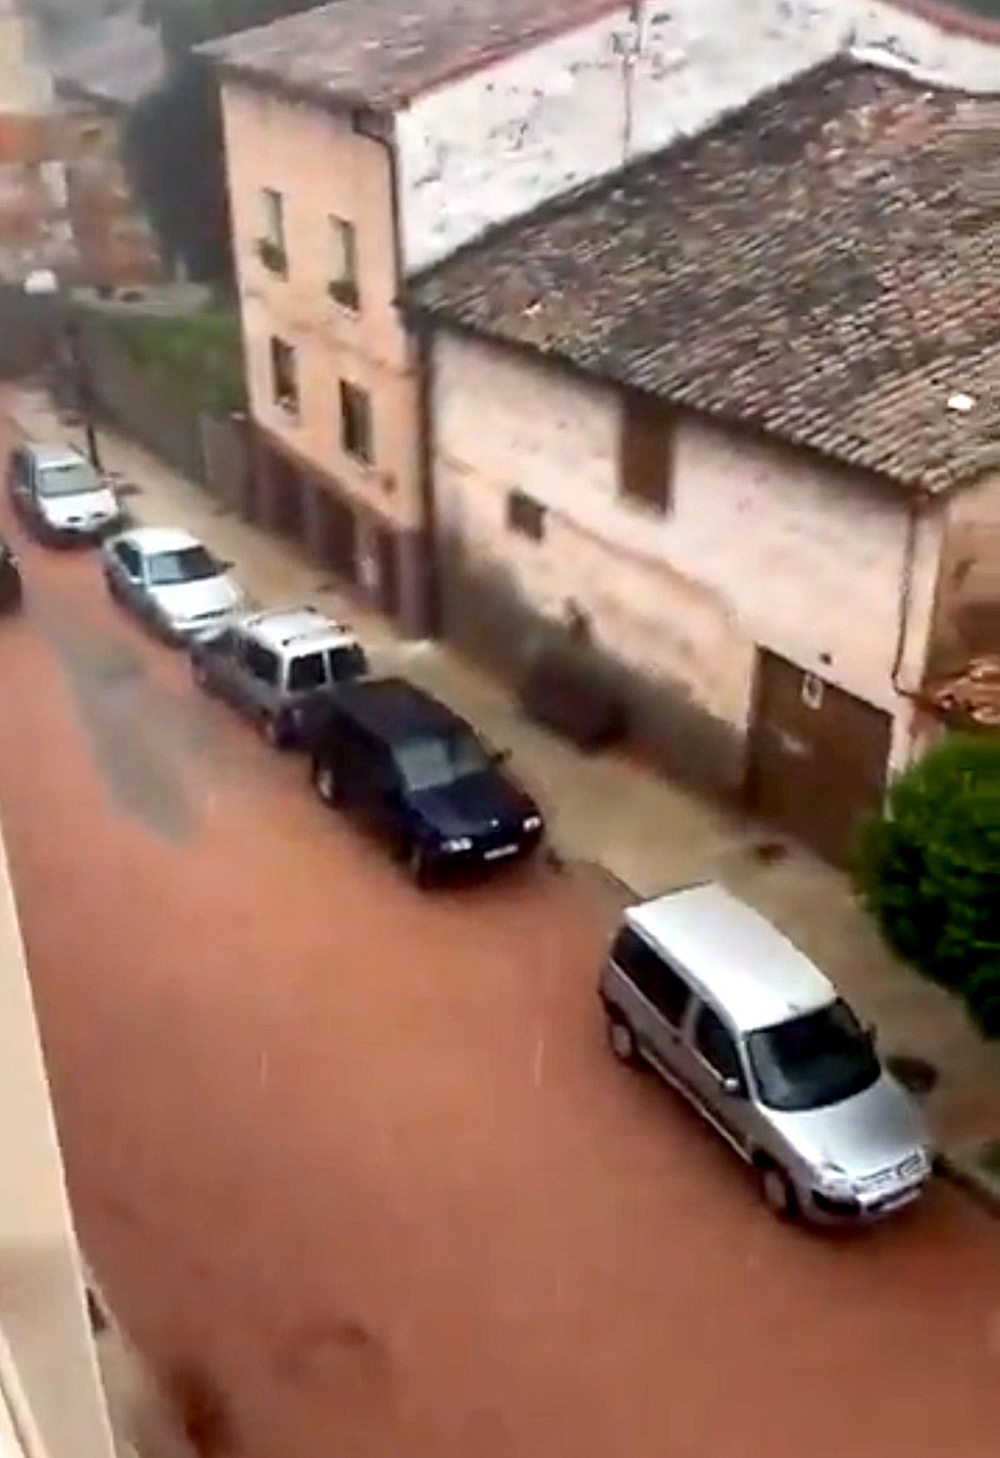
[405,300,980,502]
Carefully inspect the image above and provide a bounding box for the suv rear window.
[328,642,368,682]
[287,651,327,692]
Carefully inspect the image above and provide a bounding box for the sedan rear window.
[746,1000,880,1113]
[37,459,99,498]
[147,546,219,586]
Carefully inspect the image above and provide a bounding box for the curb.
[936,1153,1000,1217]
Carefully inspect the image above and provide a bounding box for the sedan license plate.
[484,844,518,862]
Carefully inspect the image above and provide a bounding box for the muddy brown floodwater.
[1,461,999,1458]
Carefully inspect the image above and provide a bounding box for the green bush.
[854,734,1000,1034]
[97,310,245,417]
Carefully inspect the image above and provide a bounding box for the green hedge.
[854,733,1000,1036]
[93,310,245,418]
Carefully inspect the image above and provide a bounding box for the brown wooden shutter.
[619,391,673,512]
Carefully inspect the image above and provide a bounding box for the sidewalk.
[9,389,1000,1184]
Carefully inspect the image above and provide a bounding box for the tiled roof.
[408,55,1000,495]
[202,0,616,111]
[53,13,166,108]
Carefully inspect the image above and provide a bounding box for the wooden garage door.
[746,652,892,867]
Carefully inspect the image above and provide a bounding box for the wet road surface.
[0,478,999,1458]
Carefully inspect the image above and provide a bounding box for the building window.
[257,188,287,274]
[329,216,359,309]
[506,489,546,541]
[270,337,299,414]
[339,380,373,463]
[619,391,673,512]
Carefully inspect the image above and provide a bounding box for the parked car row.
[4,435,934,1227]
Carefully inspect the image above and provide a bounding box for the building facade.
[409,56,1000,865]
[209,0,1000,637]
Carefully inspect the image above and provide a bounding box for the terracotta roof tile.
[408,55,1000,494]
[202,0,617,112]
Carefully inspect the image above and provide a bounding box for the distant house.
[202,0,1000,638]
[406,56,1000,866]
[51,10,168,289]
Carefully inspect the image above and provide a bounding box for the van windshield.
[396,733,491,793]
[746,1000,880,1112]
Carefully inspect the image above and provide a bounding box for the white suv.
[190,605,369,747]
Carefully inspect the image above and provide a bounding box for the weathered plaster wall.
[397,0,1000,274]
[431,331,943,779]
[221,81,422,534]
[931,470,1000,665]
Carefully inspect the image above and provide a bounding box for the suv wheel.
[312,759,339,806]
[261,711,288,749]
[758,1161,797,1220]
[605,1010,641,1067]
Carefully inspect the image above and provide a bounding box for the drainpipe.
[359,107,438,635]
[891,490,931,699]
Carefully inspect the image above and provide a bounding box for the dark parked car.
[191,605,369,747]
[310,678,545,886]
[7,441,123,546]
[0,533,22,613]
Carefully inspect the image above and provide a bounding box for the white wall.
[432,331,944,762]
[396,0,1000,274]
[0,827,115,1458]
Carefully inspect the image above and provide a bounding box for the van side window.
[693,1004,743,1085]
[613,928,691,1027]
[244,641,280,686]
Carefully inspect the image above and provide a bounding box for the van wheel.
[757,1161,797,1220]
[313,759,339,806]
[605,1011,641,1067]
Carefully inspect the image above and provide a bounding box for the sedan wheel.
[408,842,433,889]
[759,1163,797,1220]
[313,761,338,806]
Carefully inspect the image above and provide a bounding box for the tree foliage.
[854,734,1000,1036]
[127,1,330,283]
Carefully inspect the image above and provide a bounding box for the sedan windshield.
[147,546,220,586]
[396,733,491,793]
[746,1000,880,1113]
[38,460,100,498]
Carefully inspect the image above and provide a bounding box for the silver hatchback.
[599,882,933,1224]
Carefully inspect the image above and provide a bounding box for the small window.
[506,490,546,542]
[619,391,672,513]
[693,1004,743,1085]
[612,927,691,1027]
[244,641,280,686]
[328,642,368,682]
[329,217,359,309]
[339,380,373,464]
[270,337,299,414]
[258,188,287,274]
[287,651,327,692]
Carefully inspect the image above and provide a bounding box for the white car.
[101,526,248,644]
[7,441,123,546]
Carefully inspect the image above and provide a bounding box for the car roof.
[329,677,467,744]
[26,442,89,469]
[238,605,359,654]
[625,882,835,1034]
[117,525,204,555]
